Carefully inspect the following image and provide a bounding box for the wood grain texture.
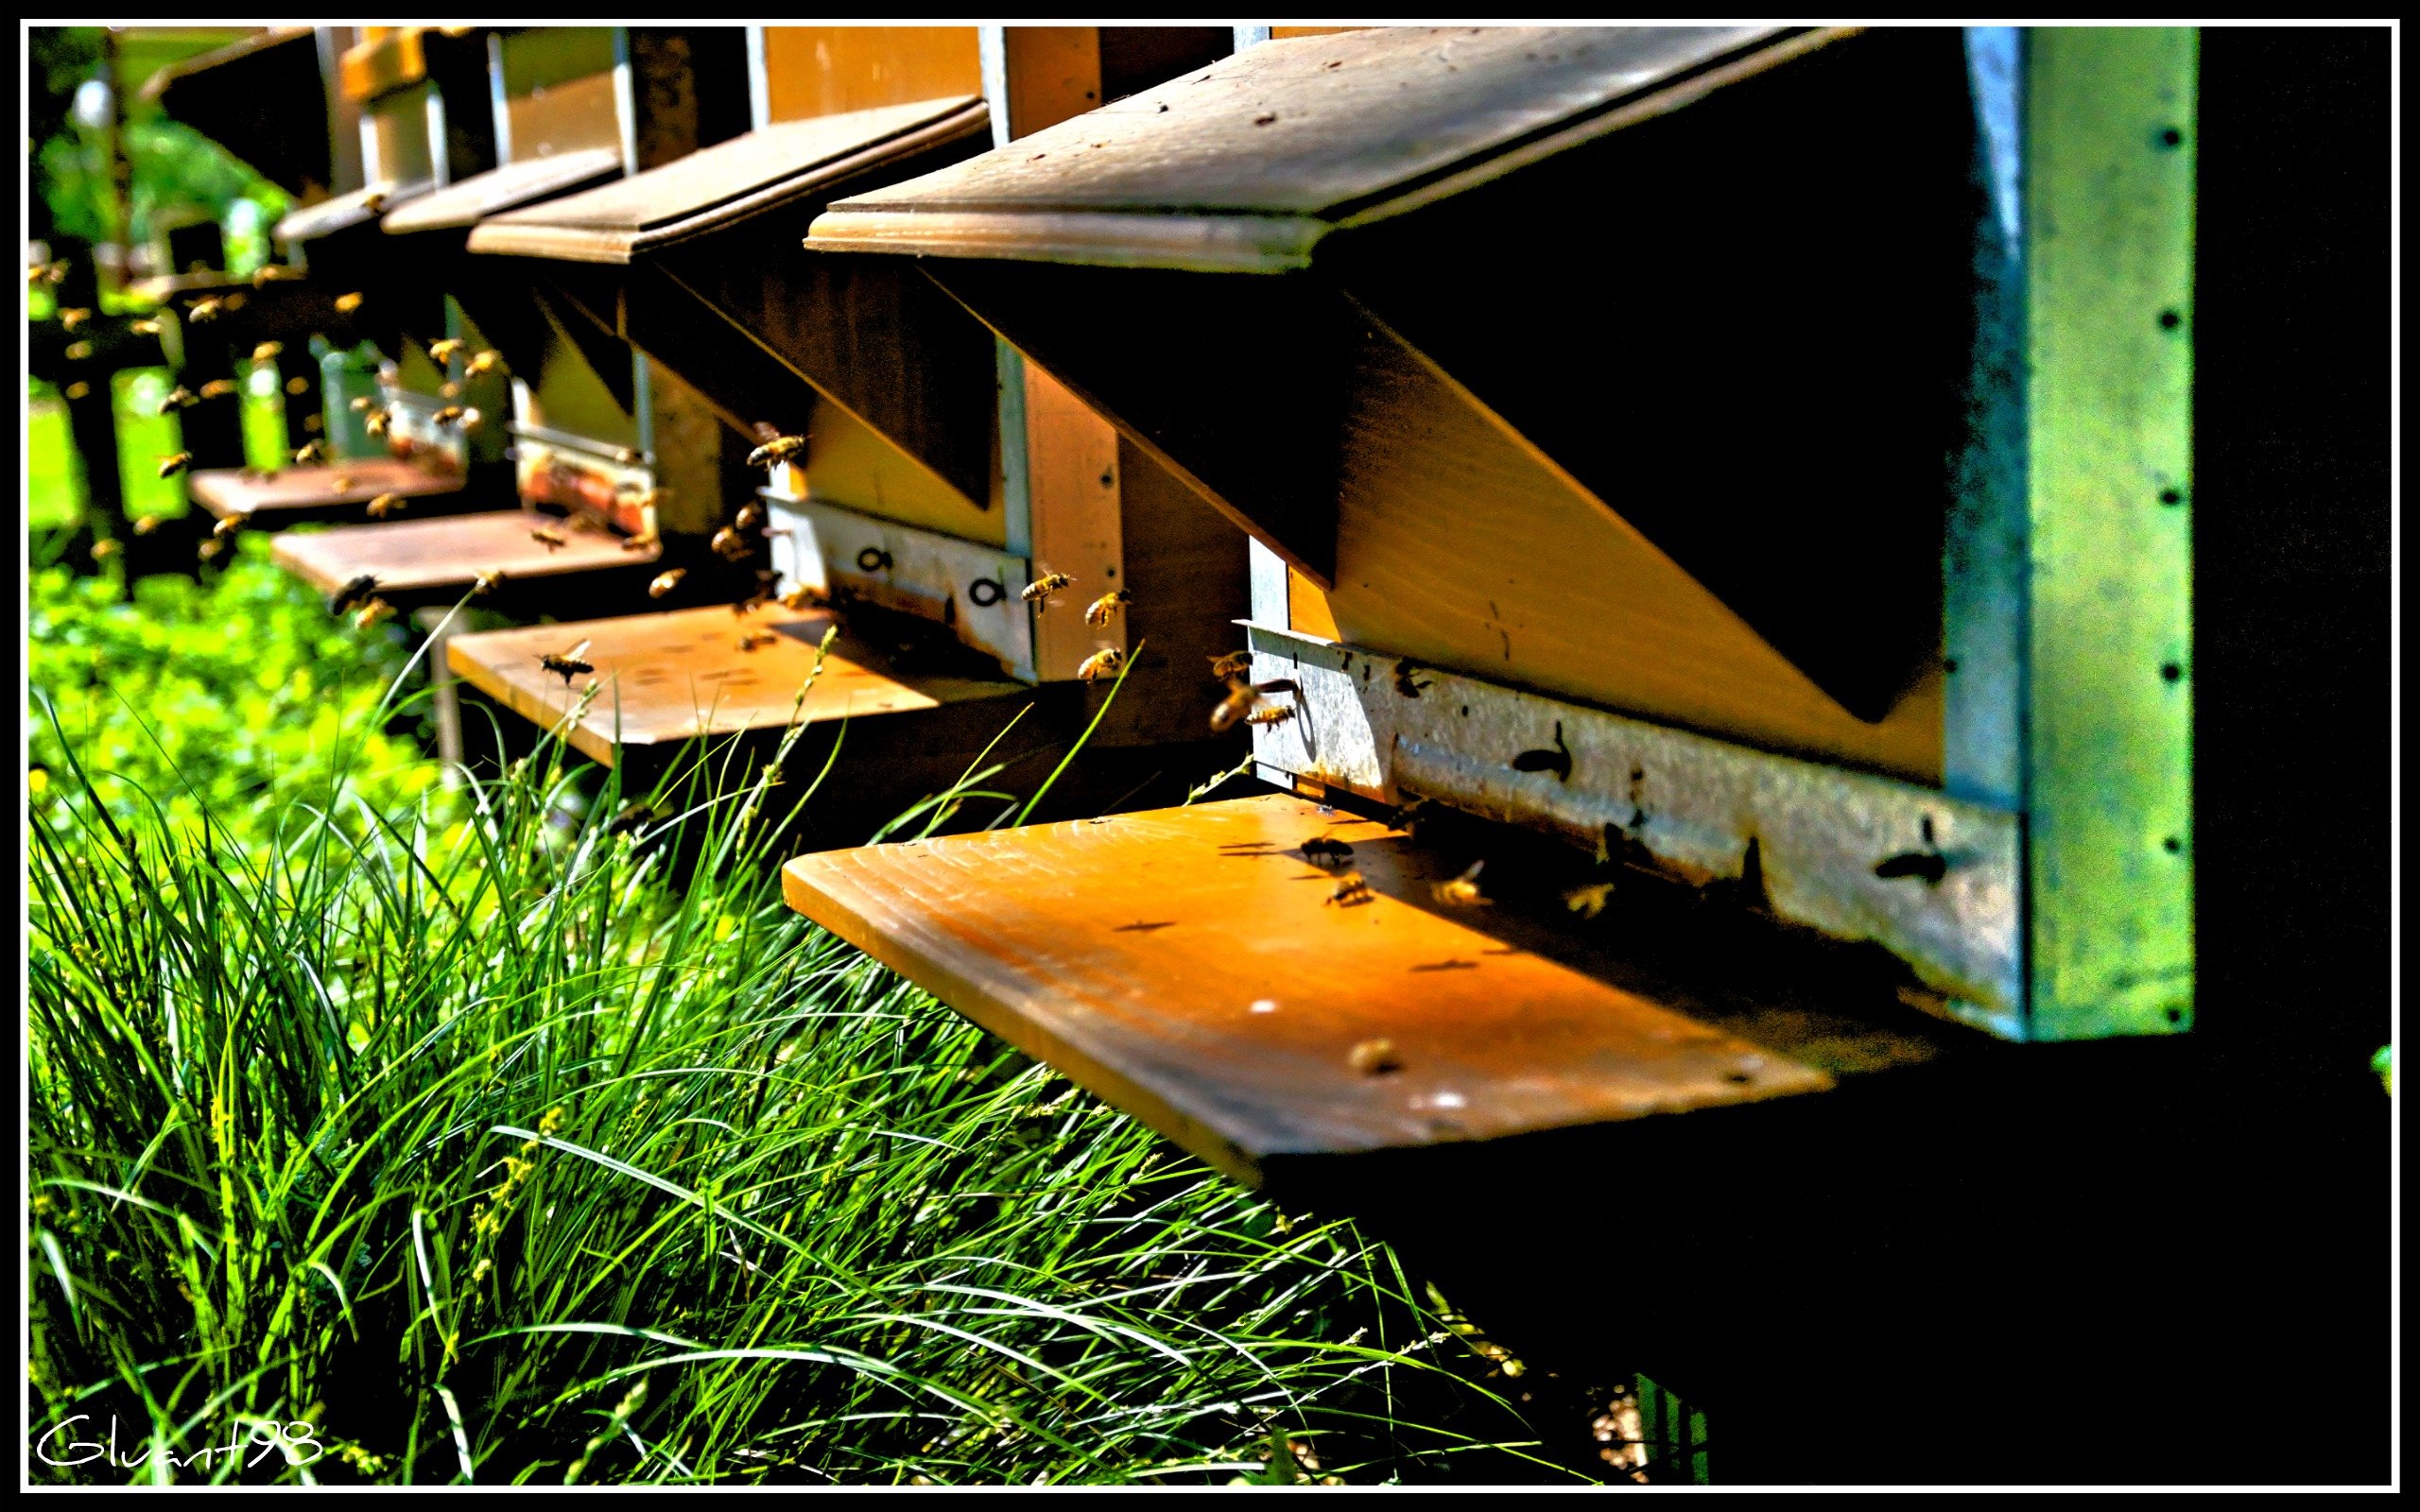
[270,508,653,594]
[1087,435,1252,747]
[380,148,623,234]
[191,459,466,522]
[447,605,1027,765]
[1000,26,1104,136]
[761,26,982,123]
[1023,360,1125,680]
[782,792,1831,1180]
[1309,321,1945,783]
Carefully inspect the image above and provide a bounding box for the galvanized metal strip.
[2024,28,2196,1039]
[1243,622,2024,1038]
[766,492,1037,682]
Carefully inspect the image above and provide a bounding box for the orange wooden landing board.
[447,605,1027,765]
[782,792,1833,1182]
[272,509,653,597]
[190,458,464,520]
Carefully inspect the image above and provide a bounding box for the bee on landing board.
[1022,572,1074,609]
[529,526,568,553]
[157,451,194,478]
[1302,837,1356,868]
[1326,872,1374,908]
[745,435,806,471]
[328,574,381,615]
[1084,589,1132,627]
[779,584,822,611]
[736,630,779,652]
[292,439,327,466]
[648,568,685,598]
[360,189,389,215]
[538,640,595,685]
[1348,1038,1402,1075]
[1077,647,1126,682]
[1431,861,1490,908]
[329,474,355,494]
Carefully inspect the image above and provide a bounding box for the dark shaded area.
[1099,27,1235,104]
[1331,28,1978,723]
[1270,27,2391,1485]
[145,28,334,200]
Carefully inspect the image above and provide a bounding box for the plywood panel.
[1318,324,1945,784]
[271,507,652,595]
[804,392,1002,546]
[762,26,983,122]
[781,792,1832,1181]
[1024,361,1124,680]
[190,458,466,523]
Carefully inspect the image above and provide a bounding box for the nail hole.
[2161,662,2183,683]
[2158,127,2184,148]
[1942,657,1960,675]
[2160,488,2184,507]
[1725,1072,1754,1084]
[2163,835,2183,853]
[2165,1005,2185,1023]
[2159,309,2184,330]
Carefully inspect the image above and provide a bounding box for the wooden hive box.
[776,26,2200,1176]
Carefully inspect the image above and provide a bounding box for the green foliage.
[28,381,83,532]
[26,565,1571,1486]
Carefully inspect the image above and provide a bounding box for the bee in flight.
[1326,872,1374,908]
[251,340,283,364]
[198,378,236,401]
[1210,679,1258,733]
[157,451,194,478]
[59,307,92,331]
[196,539,223,562]
[186,296,224,322]
[710,526,752,561]
[334,291,365,315]
[745,434,806,471]
[779,583,822,611]
[89,539,121,562]
[213,512,249,541]
[328,573,381,615]
[439,381,463,400]
[1302,837,1355,868]
[1430,861,1490,908]
[427,337,466,365]
[431,405,468,428]
[734,576,779,615]
[529,527,568,552]
[1077,647,1126,682]
[648,568,685,598]
[131,515,162,537]
[1084,589,1132,627]
[250,264,291,286]
[620,528,661,554]
[354,597,396,629]
[62,381,91,401]
[363,408,391,437]
[1022,571,1074,609]
[1564,882,1616,919]
[293,439,328,466]
[473,569,507,596]
[1244,705,1294,728]
[538,639,595,685]
[1209,650,1253,681]
[63,340,94,362]
[130,318,162,336]
[733,500,766,532]
[350,396,375,413]
[464,350,500,378]
[329,474,355,494]
[366,492,406,520]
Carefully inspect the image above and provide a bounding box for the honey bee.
[464,350,500,377]
[745,434,806,470]
[334,291,364,315]
[439,381,462,400]
[251,340,283,364]
[63,340,94,362]
[1325,872,1374,908]
[197,538,224,562]
[198,378,236,400]
[327,573,381,615]
[1244,705,1294,728]
[538,639,595,685]
[131,514,162,537]
[779,583,822,611]
[734,577,778,615]
[62,381,91,401]
[293,439,328,465]
[213,511,249,541]
[1077,647,1126,682]
[354,597,396,630]
[1347,1038,1402,1075]
[529,527,568,552]
[250,264,294,285]
[366,492,406,520]
[432,405,466,428]
[1209,679,1259,733]
[1083,589,1132,627]
[1022,571,1074,609]
[329,474,355,493]
[130,318,162,336]
[158,451,194,478]
[473,569,507,596]
[186,296,224,322]
[733,501,766,532]
[361,189,389,215]
[1430,861,1490,908]
[158,385,198,414]
[736,630,779,652]
[89,539,121,562]
[286,376,314,397]
[1564,882,1616,919]
[350,395,374,413]
[1301,837,1355,868]
[620,529,660,554]
[710,526,752,561]
[427,338,466,366]
[648,568,685,598]
[363,408,391,437]
[59,307,92,331]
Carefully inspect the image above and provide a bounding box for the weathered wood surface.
[382,148,624,235]
[782,792,1835,1180]
[190,459,467,523]
[271,508,652,596]
[812,26,1803,269]
[447,605,1027,765]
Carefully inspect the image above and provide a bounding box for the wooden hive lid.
[143,26,333,200]
[468,95,991,265]
[277,180,436,245]
[809,26,1796,271]
[381,148,625,236]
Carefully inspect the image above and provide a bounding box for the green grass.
[26,556,1577,1486]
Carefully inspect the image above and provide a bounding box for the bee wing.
[1457,861,1485,884]
[565,639,593,663]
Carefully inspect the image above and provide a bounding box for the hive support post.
[414,607,468,786]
